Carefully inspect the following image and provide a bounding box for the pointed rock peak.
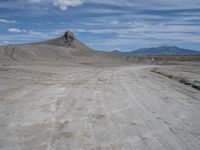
[64,30,74,39]
[36,30,93,51]
[64,30,75,46]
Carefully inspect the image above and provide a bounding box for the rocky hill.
[0,31,127,66]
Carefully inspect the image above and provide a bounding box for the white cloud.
[30,0,42,3]
[28,0,85,10]
[53,0,85,10]
[88,0,200,9]
[0,19,16,24]
[8,28,26,33]
[25,0,200,11]
[8,28,43,35]
[0,41,11,45]
[29,30,43,35]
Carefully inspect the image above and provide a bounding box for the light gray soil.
[0,64,200,150]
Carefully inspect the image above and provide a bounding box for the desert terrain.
[0,32,200,150]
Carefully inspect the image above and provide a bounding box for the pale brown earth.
[0,34,200,150]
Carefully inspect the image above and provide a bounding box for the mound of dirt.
[0,31,128,66]
[41,31,93,52]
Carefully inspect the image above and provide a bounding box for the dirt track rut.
[0,65,200,150]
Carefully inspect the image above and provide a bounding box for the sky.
[0,0,200,51]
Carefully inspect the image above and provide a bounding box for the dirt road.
[0,65,200,150]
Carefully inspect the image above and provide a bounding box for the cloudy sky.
[0,0,200,51]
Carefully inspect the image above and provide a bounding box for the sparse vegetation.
[151,68,200,91]
[127,55,200,63]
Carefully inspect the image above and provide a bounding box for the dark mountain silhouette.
[112,46,200,55]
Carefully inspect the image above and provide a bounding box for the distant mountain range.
[112,46,200,55]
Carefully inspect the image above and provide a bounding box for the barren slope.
[0,32,127,66]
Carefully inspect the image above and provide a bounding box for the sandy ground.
[0,64,200,150]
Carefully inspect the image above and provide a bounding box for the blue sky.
[0,0,200,51]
